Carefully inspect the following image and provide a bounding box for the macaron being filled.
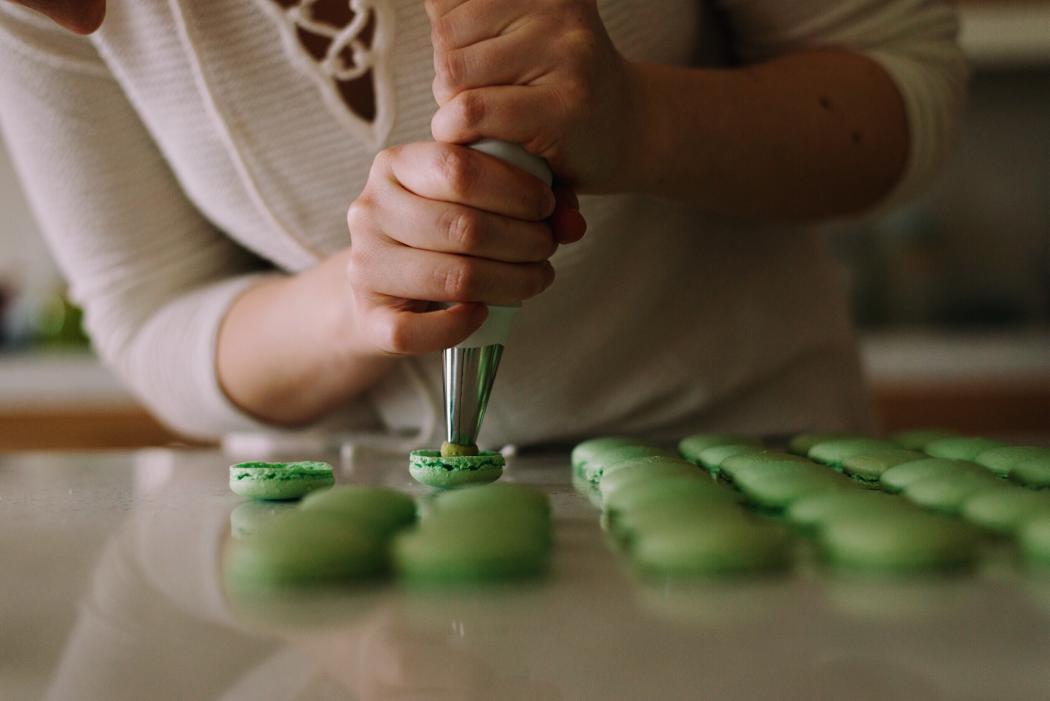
[229,461,335,501]
[409,450,505,489]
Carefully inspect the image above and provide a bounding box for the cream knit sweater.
[0,0,965,447]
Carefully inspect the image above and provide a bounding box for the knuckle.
[437,147,476,197]
[440,260,477,300]
[382,318,413,355]
[346,196,373,233]
[443,208,480,252]
[455,91,485,128]
[430,17,454,49]
[436,48,465,89]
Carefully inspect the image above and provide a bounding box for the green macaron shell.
[1019,514,1050,569]
[598,461,703,502]
[879,458,984,493]
[419,503,552,544]
[788,432,860,456]
[393,525,549,585]
[409,450,504,489]
[736,468,855,511]
[583,445,678,484]
[429,483,549,517]
[630,517,792,578]
[696,444,767,473]
[925,436,1006,461]
[807,438,897,468]
[224,510,387,591]
[678,433,761,464]
[1010,455,1050,489]
[719,452,812,484]
[300,485,417,537]
[229,461,336,501]
[820,511,979,574]
[612,501,746,546]
[571,437,638,476]
[902,472,1001,515]
[786,491,913,532]
[842,449,926,482]
[974,446,1050,477]
[603,476,734,518]
[890,429,959,451]
[961,486,1050,535]
[599,455,694,482]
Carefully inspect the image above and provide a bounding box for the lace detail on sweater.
[260,0,394,146]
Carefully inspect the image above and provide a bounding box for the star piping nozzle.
[441,140,553,450]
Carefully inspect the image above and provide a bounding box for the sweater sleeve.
[714,0,968,208]
[0,5,279,440]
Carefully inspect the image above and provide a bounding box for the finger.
[431,86,562,153]
[551,185,587,244]
[433,27,549,104]
[360,299,488,356]
[355,241,555,304]
[423,0,471,22]
[385,143,555,221]
[430,0,523,50]
[376,191,556,263]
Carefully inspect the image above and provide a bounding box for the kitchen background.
[1,1,1048,449]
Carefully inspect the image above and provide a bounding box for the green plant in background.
[33,289,89,348]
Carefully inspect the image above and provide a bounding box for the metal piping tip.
[442,344,504,447]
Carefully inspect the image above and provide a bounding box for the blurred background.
[1,1,1048,450]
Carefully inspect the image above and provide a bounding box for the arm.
[428,0,966,222]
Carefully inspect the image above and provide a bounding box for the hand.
[346,141,573,356]
[426,0,640,193]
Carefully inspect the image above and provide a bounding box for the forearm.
[628,49,908,221]
[216,250,397,426]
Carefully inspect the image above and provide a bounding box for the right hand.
[347,141,584,356]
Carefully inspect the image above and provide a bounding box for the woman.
[0,0,965,446]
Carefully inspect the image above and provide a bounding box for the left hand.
[426,0,640,193]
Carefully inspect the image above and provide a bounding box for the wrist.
[619,61,670,196]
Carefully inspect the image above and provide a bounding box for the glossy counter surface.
[3,448,1050,701]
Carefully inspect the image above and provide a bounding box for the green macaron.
[678,433,761,464]
[961,486,1050,535]
[598,460,703,502]
[392,520,549,585]
[300,485,417,537]
[879,458,984,493]
[901,472,1001,515]
[582,445,678,484]
[571,437,638,477]
[1018,514,1050,569]
[819,511,979,574]
[630,516,792,578]
[428,482,549,517]
[409,450,504,489]
[788,432,859,456]
[890,428,959,452]
[734,464,853,511]
[1010,455,1050,489]
[611,500,746,546]
[842,449,926,482]
[719,452,812,484]
[696,444,767,474]
[229,461,335,501]
[807,438,897,469]
[786,491,913,533]
[925,436,1006,461]
[603,476,735,519]
[974,446,1050,477]
[224,510,387,591]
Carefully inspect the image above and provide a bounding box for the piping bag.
[442,140,553,454]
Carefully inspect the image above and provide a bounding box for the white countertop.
[1,448,1049,701]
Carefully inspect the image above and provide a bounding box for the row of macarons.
[571,431,1050,577]
[225,474,552,592]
